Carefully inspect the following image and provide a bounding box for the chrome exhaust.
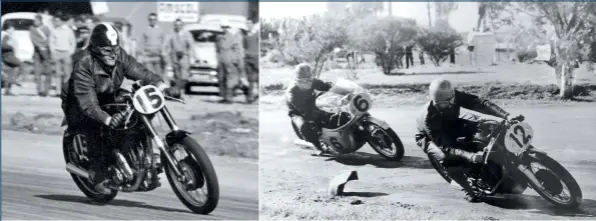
[66,163,90,180]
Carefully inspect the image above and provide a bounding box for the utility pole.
[427,1,432,28]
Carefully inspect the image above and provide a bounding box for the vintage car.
[183,23,223,91]
[1,12,53,63]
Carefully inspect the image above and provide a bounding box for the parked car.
[1,12,53,63]
[183,23,223,92]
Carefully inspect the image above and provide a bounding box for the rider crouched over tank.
[60,23,181,194]
[415,78,524,203]
[285,63,352,156]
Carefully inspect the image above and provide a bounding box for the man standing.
[29,14,53,96]
[141,13,166,79]
[405,44,414,68]
[216,22,248,104]
[49,14,76,97]
[72,26,90,68]
[163,18,193,93]
[2,25,22,95]
[244,19,259,103]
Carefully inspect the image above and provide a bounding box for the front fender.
[362,115,390,130]
[165,130,192,147]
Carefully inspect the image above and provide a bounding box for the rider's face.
[296,78,313,90]
[97,46,120,66]
[433,95,455,115]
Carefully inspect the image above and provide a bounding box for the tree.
[490,2,596,99]
[276,15,349,77]
[415,28,463,66]
[348,16,418,75]
[434,2,458,22]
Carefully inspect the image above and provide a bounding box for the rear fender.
[165,130,192,147]
[361,116,390,130]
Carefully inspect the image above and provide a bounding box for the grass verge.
[2,111,258,159]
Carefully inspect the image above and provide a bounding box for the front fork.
[140,107,186,182]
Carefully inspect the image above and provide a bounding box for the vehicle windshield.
[2,18,35,31]
[317,78,366,110]
[189,30,219,43]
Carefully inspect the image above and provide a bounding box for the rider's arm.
[71,63,112,126]
[312,79,333,92]
[456,90,510,119]
[120,50,165,88]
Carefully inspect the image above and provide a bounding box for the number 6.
[353,95,369,112]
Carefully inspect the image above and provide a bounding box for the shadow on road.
[485,194,596,218]
[35,194,193,214]
[341,192,389,197]
[326,152,433,169]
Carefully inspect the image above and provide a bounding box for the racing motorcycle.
[428,114,582,209]
[63,82,219,214]
[293,78,405,161]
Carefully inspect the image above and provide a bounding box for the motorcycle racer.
[60,23,180,194]
[415,78,524,202]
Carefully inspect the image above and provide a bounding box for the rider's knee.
[426,142,446,162]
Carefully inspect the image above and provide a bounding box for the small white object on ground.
[328,169,358,196]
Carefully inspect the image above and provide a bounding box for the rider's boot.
[446,166,484,203]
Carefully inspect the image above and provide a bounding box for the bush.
[415,28,463,66]
[348,16,418,75]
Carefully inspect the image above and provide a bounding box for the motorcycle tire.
[163,137,220,214]
[62,132,118,203]
[367,126,404,161]
[428,152,453,184]
[522,153,582,209]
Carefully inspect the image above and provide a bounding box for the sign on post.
[90,2,109,15]
[157,2,200,23]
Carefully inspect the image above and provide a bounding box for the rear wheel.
[523,153,582,209]
[163,137,219,214]
[62,132,117,203]
[365,126,404,161]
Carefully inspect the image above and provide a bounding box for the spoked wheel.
[523,153,582,209]
[365,125,404,161]
[62,132,117,203]
[163,137,219,214]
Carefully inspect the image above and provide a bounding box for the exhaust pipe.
[66,163,90,180]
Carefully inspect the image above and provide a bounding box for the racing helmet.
[88,23,121,66]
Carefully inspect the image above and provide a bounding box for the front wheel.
[365,125,404,161]
[163,137,219,214]
[522,153,582,209]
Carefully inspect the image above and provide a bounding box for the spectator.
[244,19,259,103]
[405,44,414,68]
[30,13,53,96]
[216,21,248,104]
[418,47,425,65]
[49,14,76,97]
[163,18,193,93]
[141,13,166,79]
[71,26,90,68]
[2,25,22,95]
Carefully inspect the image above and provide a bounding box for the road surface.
[260,103,596,220]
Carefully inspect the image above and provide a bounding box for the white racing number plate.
[503,121,534,154]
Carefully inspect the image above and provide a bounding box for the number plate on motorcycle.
[132,85,166,115]
[504,122,534,154]
[349,93,372,115]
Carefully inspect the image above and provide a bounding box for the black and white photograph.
[1,1,259,220]
[259,2,595,220]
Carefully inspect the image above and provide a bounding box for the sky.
[259,2,481,33]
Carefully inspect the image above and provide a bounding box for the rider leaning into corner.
[60,23,181,194]
[415,78,524,203]
[285,63,340,156]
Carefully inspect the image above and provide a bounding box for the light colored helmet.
[429,78,454,102]
[293,63,314,80]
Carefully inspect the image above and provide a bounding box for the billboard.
[157,2,199,23]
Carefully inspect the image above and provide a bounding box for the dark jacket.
[415,90,510,151]
[61,49,163,127]
[285,79,333,119]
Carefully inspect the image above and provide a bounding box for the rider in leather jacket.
[415,78,524,202]
[285,63,337,155]
[61,23,181,194]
